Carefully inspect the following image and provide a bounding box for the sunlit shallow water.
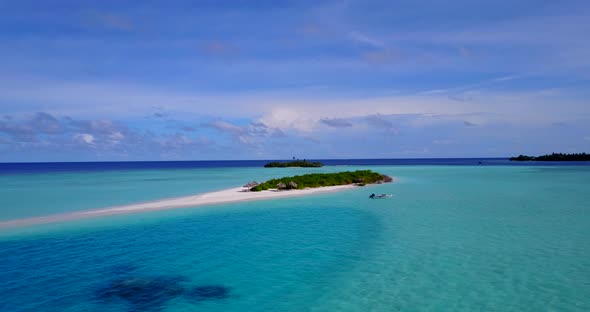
[1,165,589,311]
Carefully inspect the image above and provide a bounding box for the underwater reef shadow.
[93,266,233,311]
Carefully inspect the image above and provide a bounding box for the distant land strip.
[264,160,324,168]
[510,153,590,161]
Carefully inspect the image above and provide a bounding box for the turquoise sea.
[1,163,590,311]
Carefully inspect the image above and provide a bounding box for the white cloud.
[348,30,384,48]
[258,109,317,132]
[433,139,456,145]
[205,120,245,135]
[109,131,125,142]
[75,133,95,145]
[320,118,353,128]
[1,77,588,135]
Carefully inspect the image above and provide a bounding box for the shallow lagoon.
[1,165,589,311]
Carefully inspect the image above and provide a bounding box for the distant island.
[250,170,392,191]
[264,160,324,168]
[510,153,590,161]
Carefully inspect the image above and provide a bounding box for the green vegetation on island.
[510,153,590,161]
[250,170,393,191]
[264,160,324,168]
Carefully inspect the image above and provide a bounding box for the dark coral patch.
[185,285,231,302]
[94,272,232,311]
[94,276,187,311]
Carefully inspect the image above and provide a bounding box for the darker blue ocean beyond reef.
[1,158,589,175]
[1,160,589,311]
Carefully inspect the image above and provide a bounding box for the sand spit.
[0,184,356,229]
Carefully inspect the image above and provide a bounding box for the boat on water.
[369,193,393,199]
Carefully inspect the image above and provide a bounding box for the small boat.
[369,193,393,199]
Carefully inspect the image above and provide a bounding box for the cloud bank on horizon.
[1,0,589,161]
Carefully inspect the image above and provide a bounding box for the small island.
[250,170,392,191]
[0,170,395,228]
[264,160,324,168]
[510,153,590,161]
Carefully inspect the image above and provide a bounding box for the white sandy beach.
[0,184,357,229]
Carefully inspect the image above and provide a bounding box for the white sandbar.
[0,184,357,229]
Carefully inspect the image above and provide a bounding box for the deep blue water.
[1,158,589,175]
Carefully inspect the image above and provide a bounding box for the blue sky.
[1,0,589,161]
